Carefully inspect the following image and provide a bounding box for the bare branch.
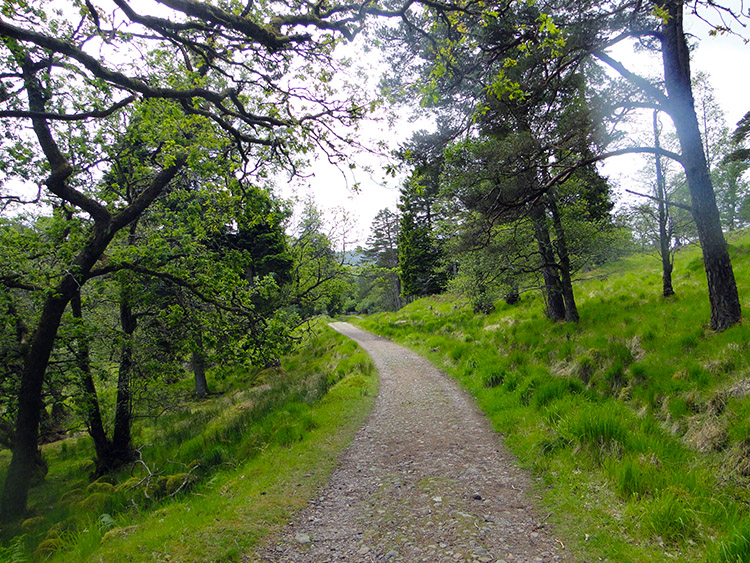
[0,20,235,104]
[17,50,111,223]
[594,50,671,110]
[625,188,692,212]
[545,145,685,191]
[0,96,136,121]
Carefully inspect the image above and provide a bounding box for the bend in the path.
[251,322,565,562]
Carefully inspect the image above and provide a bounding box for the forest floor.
[249,322,566,563]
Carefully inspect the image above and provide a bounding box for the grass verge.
[0,322,377,562]
[351,229,750,562]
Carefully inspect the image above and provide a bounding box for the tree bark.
[192,331,209,398]
[653,111,675,298]
[1,285,72,520]
[71,292,110,465]
[110,285,137,468]
[661,0,740,329]
[530,201,566,321]
[547,195,579,322]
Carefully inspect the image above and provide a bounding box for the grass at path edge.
[58,325,378,562]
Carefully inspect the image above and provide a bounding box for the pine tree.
[398,169,447,297]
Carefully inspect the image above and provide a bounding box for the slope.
[353,229,750,562]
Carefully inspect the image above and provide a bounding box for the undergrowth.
[0,322,377,562]
[353,229,750,562]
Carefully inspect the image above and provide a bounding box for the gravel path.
[251,322,565,562]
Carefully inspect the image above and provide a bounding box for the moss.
[76,492,111,512]
[21,515,46,533]
[115,476,142,494]
[45,521,69,540]
[101,525,138,543]
[92,474,117,485]
[145,476,169,500]
[78,459,96,472]
[60,487,87,503]
[165,473,196,495]
[34,538,63,558]
[87,481,115,494]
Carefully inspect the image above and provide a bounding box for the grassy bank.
[0,322,377,562]
[353,230,750,562]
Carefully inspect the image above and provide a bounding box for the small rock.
[294,532,311,544]
[357,546,370,554]
[432,496,443,503]
[385,549,399,560]
[472,493,483,500]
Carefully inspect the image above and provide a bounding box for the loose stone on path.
[249,322,565,562]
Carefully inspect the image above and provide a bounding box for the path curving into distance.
[251,322,566,562]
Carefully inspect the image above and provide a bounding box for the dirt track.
[251,322,565,562]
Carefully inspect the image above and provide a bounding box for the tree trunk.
[192,331,209,398]
[0,290,70,520]
[395,273,403,310]
[504,276,520,305]
[653,111,675,298]
[661,0,740,330]
[111,292,137,468]
[71,292,113,471]
[530,201,566,321]
[547,195,579,322]
[0,226,126,518]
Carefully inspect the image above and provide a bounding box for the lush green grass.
[352,229,750,562]
[0,322,377,562]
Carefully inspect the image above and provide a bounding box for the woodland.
[1,0,750,560]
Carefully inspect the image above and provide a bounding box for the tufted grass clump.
[711,521,750,563]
